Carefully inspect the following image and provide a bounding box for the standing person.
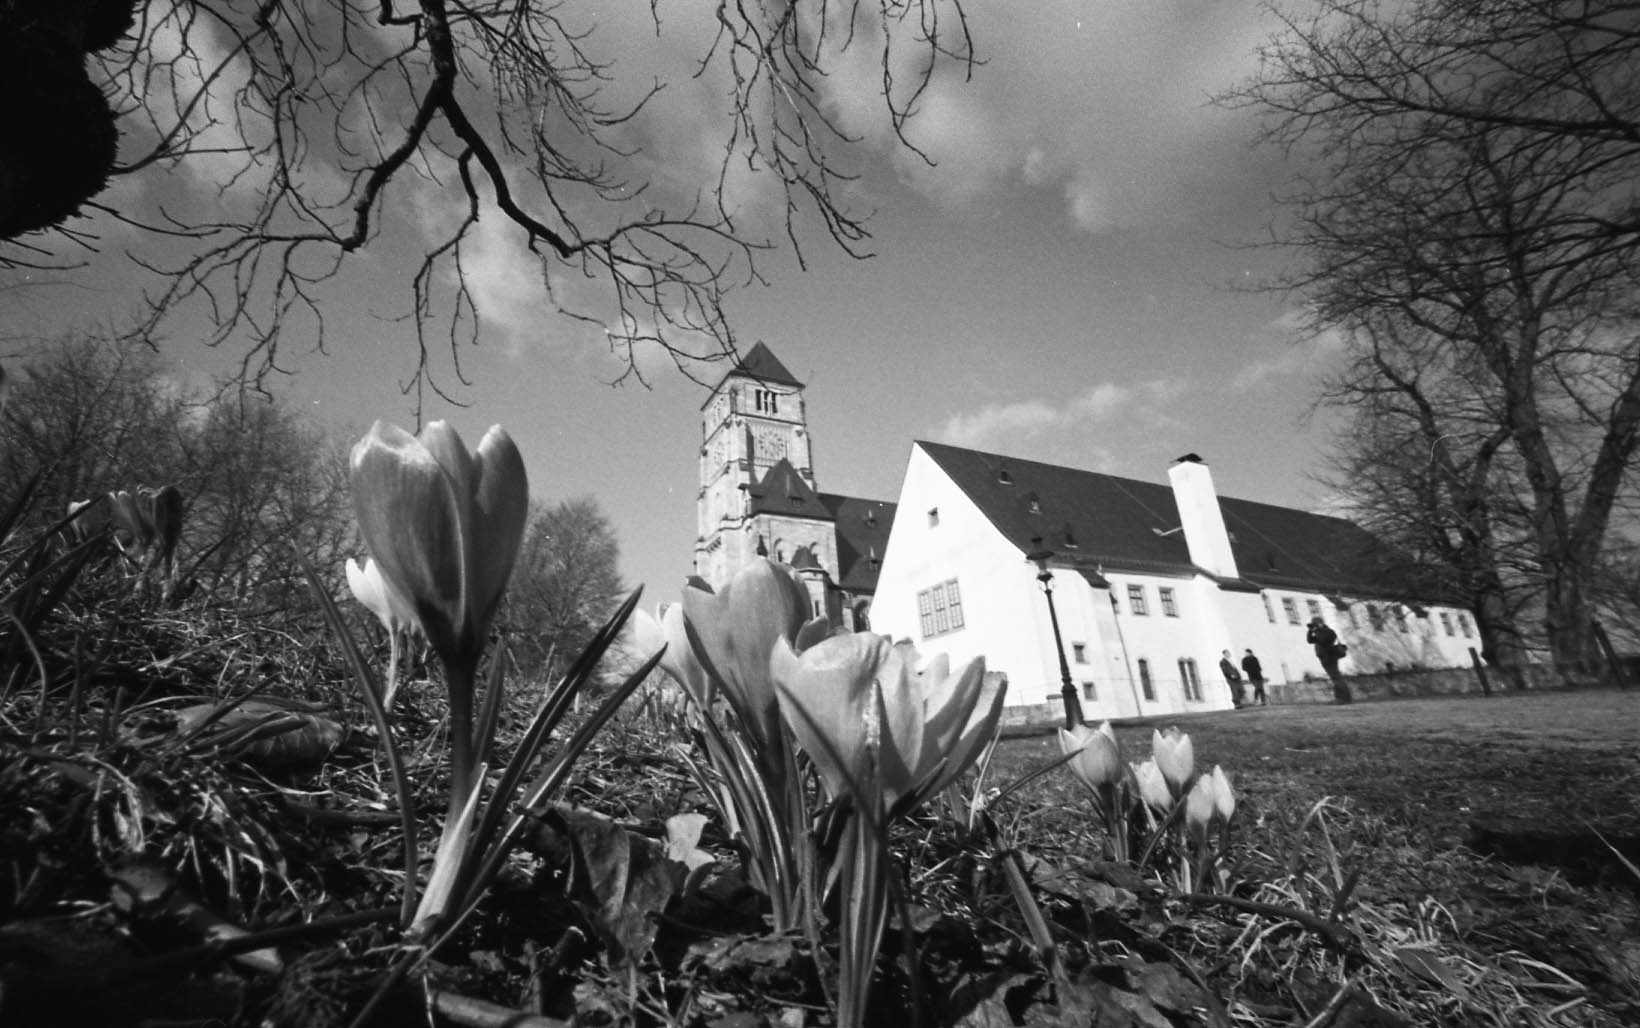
[1219,649,1246,707]
[1306,617,1353,704]
[1241,648,1267,706]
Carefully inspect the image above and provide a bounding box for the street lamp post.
[1026,537,1083,729]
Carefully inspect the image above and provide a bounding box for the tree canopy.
[2,1,972,397]
[1231,0,1640,672]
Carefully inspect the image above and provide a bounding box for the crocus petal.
[873,642,925,804]
[347,557,393,630]
[351,421,469,659]
[1152,727,1194,797]
[1211,765,1235,823]
[632,604,713,708]
[1185,774,1216,833]
[920,650,980,758]
[771,633,890,802]
[920,660,1002,801]
[683,559,814,755]
[1133,758,1172,812]
[468,425,529,631]
[1063,721,1122,791]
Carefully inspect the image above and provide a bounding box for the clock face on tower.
[753,427,787,462]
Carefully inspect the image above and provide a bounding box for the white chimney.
[1167,453,1240,579]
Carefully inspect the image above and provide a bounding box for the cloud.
[935,378,1184,450]
[807,0,1276,230]
[938,398,1062,446]
[1229,312,1349,392]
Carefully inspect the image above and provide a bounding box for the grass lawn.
[988,689,1640,1027]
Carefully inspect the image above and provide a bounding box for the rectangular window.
[1368,604,1385,630]
[1282,596,1300,625]
[1072,642,1087,663]
[1306,599,1323,623]
[1159,587,1178,617]
[1138,658,1155,701]
[1128,584,1149,616]
[1262,594,1275,623]
[916,579,964,639]
[1459,613,1474,638]
[927,507,939,528]
[1393,606,1408,632]
[1440,612,1454,636]
[1081,681,1097,700]
[1178,657,1202,701]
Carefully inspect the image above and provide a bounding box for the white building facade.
[871,442,1482,720]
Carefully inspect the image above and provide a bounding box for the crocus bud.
[349,420,528,676]
[1060,721,1122,790]
[1209,765,1235,823]
[1152,726,1194,797]
[146,485,184,565]
[630,602,714,709]
[1133,758,1172,812]
[346,556,417,637]
[681,558,829,763]
[108,489,154,553]
[1185,773,1216,834]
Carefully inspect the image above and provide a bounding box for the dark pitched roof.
[916,440,1437,600]
[821,493,896,593]
[712,342,804,393]
[748,459,831,521]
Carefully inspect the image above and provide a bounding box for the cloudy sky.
[3,0,1351,602]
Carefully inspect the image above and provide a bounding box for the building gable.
[821,493,896,593]
[749,458,832,521]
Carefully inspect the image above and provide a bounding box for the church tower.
[695,343,834,595]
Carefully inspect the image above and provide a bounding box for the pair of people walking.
[1219,648,1268,707]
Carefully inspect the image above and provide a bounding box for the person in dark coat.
[1219,649,1246,707]
[1306,617,1353,704]
[1241,648,1267,705]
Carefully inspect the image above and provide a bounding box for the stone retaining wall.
[1267,662,1564,705]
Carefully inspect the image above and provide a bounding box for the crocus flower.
[1060,721,1123,791]
[771,633,1003,817]
[349,420,528,678]
[681,558,829,765]
[1209,765,1235,823]
[898,643,1005,802]
[108,489,154,554]
[629,601,713,709]
[346,555,420,706]
[1132,758,1172,812]
[1185,773,1217,834]
[347,556,416,635]
[1152,726,1195,797]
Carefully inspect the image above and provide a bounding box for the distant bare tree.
[1230,0,1640,675]
[4,1,973,398]
[1314,317,1535,671]
[500,495,625,682]
[0,334,352,613]
[0,335,189,517]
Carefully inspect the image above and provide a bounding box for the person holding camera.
[1307,617,1353,704]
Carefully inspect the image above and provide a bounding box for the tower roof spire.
[727,342,803,388]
